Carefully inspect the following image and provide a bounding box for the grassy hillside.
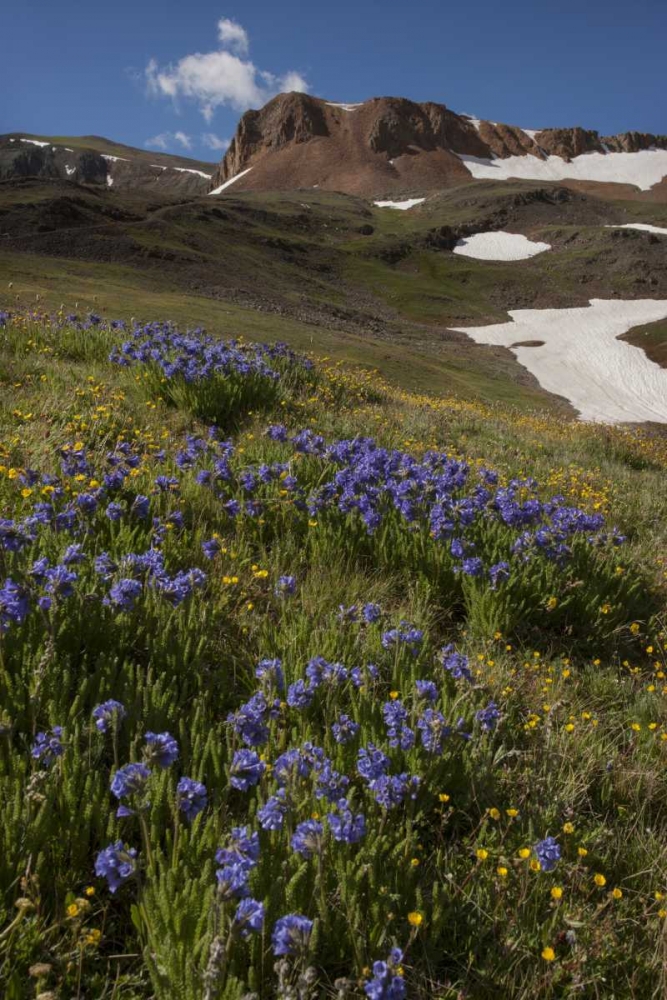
[2,177,667,416]
[0,310,666,998]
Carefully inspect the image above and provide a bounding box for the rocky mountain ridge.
[0,134,215,196]
[210,93,667,199]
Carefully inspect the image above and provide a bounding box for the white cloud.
[201,132,230,151]
[217,17,248,55]
[145,130,193,151]
[145,18,309,119]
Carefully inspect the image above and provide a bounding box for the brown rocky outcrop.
[209,93,667,198]
[601,131,667,153]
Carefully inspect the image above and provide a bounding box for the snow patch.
[456,147,667,192]
[451,299,667,424]
[606,223,667,236]
[453,231,551,260]
[173,167,213,179]
[65,165,76,176]
[326,102,363,112]
[20,138,50,148]
[106,176,114,187]
[209,167,253,195]
[150,164,167,170]
[373,198,426,210]
[101,154,130,163]
[462,115,482,132]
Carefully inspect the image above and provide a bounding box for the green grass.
[0,249,565,410]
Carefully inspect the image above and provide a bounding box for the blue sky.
[2,0,666,161]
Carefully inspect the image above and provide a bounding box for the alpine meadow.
[3,5,667,999]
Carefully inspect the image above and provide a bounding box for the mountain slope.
[0,133,216,195]
[1,175,667,417]
[209,93,667,200]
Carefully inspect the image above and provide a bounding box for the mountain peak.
[209,94,667,198]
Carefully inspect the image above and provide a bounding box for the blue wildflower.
[144,731,179,768]
[216,826,260,869]
[62,544,85,565]
[230,750,265,791]
[440,645,472,683]
[202,537,221,560]
[234,898,265,938]
[476,701,501,732]
[44,564,77,599]
[255,658,284,692]
[364,948,406,1000]
[94,552,118,580]
[291,820,324,858]
[331,714,360,745]
[272,914,313,957]
[369,773,420,809]
[274,748,310,785]
[110,762,151,817]
[357,745,390,783]
[316,763,350,803]
[461,557,484,577]
[534,836,561,872]
[258,791,288,830]
[176,777,207,821]
[327,801,366,844]
[415,680,438,702]
[0,579,29,632]
[105,578,142,611]
[94,841,138,893]
[362,602,381,623]
[215,863,250,901]
[417,709,452,754]
[287,679,314,710]
[275,574,296,597]
[106,502,124,521]
[31,727,64,766]
[92,700,126,733]
[489,561,511,588]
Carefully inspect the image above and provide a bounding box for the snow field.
[451,299,667,424]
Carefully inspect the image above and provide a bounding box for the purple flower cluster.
[92,699,126,733]
[94,841,138,893]
[109,321,308,384]
[272,913,313,957]
[534,836,561,872]
[31,727,64,767]
[365,948,406,1000]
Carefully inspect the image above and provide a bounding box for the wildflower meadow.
[1,310,667,999]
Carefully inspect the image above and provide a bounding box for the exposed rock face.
[603,131,667,153]
[0,135,216,195]
[209,92,667,198]
[534,127,601,160]
[222,93,330,178]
